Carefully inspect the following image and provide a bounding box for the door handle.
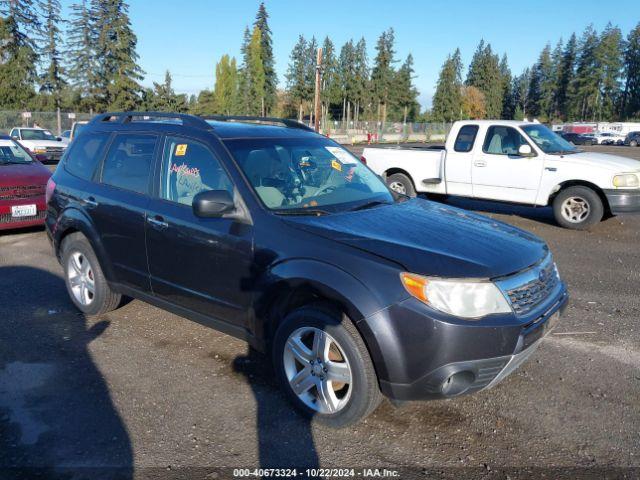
[147,216,168,229]
[81,197,98,208]
[474,160,487,167]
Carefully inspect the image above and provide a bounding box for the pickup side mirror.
[518,144,533,156]
[11,135,18,140]
[192,190,235,218]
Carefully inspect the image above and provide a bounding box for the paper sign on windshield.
[325,146,357,165]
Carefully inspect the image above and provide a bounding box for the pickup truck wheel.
[61,233,122,315]
[631,140,638,147]
[386,173,416,197]
[553,186,604,230]
[273,305,382,428]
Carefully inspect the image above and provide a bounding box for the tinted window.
[454,125,479,152]
[21,129,56,140]
[64,132,111,180]
[483,126,530,155]
[160,136,234,206]
[101,134,157,194]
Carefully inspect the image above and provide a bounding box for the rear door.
[145,134,254,328]
[88,132,159,291]
[471,125,543,204]
[444,124,478,197]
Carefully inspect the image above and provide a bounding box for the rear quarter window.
[454,125,479,152]
[64,132,111,181]
[101,134,158,195]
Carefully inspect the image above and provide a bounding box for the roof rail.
[202,115,315,132]
[91,112,214,131]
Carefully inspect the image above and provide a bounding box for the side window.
[64,133,111,181]
[9,129,16,138]
[161,136,234,206]
[454,125,479,152]
[101,134,157,194]
[483,126,530,155]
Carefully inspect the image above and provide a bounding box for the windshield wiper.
[273,208,331,216]
[349,200,393,211]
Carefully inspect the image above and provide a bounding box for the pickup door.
[471,125,544,204]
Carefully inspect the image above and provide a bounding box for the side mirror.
[518,144,533,156]
[11,135,18,140]
[192,190,235,218]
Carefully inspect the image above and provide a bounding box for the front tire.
[386,173,416,197]
[631,140,638,147]
[61,233,121,315]
[552,186,604,230]
[272,305,382,428]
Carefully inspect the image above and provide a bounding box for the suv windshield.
[223,137,394,213]
[522,124,579,154]
[0,139,33,164]
[21,129,56,141]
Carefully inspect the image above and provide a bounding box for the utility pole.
[313,47,323,133]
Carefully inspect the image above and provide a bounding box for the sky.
[61,0,639,110]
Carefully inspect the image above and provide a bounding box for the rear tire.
[272,304,382,428]
[61,233,121,315]
[386,173,416,197]
[552,186,604,230]
[631,140,638,147]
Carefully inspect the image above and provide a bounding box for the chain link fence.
[0,111,94,135]
[1,111,452,144]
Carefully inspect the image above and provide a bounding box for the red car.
[0,134,52,231]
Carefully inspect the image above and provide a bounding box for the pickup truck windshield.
[0,140,33,164]
[21,129,56,141]
[522,124,579,154]
[224,137,394,213]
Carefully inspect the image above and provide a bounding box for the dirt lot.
[1,145,639,479]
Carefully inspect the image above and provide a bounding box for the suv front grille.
[43,147,65,161]
[504,258,559,316]
[0,185,45,201]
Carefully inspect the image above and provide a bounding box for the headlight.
[613,174,639,188]
[33,147,47,154]
[400,273,512,319]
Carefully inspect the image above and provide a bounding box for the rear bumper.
[361,287,568,402]
[604,189,640,214]
[0,199,47,231]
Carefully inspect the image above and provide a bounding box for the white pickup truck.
[363,120,640,229]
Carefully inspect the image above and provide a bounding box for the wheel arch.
[384,168,415,186]
[54,207,116,282]
[547,179,611,214]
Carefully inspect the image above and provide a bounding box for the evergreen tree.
[91,0,143,110]
[253,2,276,114]
[66,0,94,104]
[247,26,265,115]
[237,26,252,114]
[596,23,623,120]
[213,54,238,115]
[568,25,600,120]
[622,22,640,119]
[556,33,577,120]
[528,44,554,120]
[286,35,309,119]
[0,0,41,49]
[466,40,503,118]
[512,68,531,120]
[352,38,369,122]
[0,15,37,108]
[549,39,564,119]
[371,28,396,123]
[499,54,514,119]
[392,54,419,122]
[147,71,186,112]
[337,39,356,123]
[38,0,65,110]
[432,49,463,122]
[320,36,340,121]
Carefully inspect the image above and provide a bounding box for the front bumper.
[604,189,640,214]
[359,286,568,402]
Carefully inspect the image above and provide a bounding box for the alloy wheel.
[561,196,590,223]
[283,327,352,414]
[388,181,407,195]
[67,251,95,306]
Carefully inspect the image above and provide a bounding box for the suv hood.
[554,151,640,172]
[284,199,548,278]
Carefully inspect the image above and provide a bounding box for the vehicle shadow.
[0,266,133,480]
[233,347,320,471]
[430,195,558,227]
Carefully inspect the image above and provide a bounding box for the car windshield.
[21,129,56,140]
[0,139,33,164]
[521,124,579,154]
[223,136,395,213]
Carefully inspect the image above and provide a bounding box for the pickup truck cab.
[10,127,67,163]
[364,120,640,229]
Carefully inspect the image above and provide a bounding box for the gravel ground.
[0,145,639,479]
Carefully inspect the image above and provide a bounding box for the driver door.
[145,135,254,327]
[472,126,544,204]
